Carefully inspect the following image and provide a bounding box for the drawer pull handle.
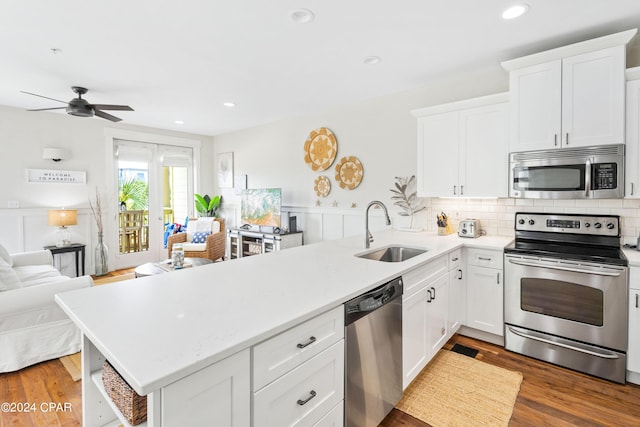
[478,257,492,261]
[297,336,317,349]
[452,257,459,262]
[297,390,317,406]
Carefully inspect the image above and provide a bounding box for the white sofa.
[0,247,93,372]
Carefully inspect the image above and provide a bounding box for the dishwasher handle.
[344,276,403,326]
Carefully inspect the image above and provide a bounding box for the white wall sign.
[26,169,86,184]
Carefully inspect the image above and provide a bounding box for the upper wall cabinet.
[625,68,640,198]
[502,29,636,153]
[412,93,509,198]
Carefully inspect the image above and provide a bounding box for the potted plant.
[195,194,222,217]
[390,175,425,230]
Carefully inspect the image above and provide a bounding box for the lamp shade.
[48,209,78,227]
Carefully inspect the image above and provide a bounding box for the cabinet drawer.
[253,306,344,391]
[448,248,462,269]
[403,255,448,297]
[313,401,343,427]
[466,248,503,269]
[253,341,344,427]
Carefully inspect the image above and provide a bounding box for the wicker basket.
[247,241,262,254]
[102,361,147,426]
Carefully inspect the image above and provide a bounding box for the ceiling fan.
[21,86,134,122]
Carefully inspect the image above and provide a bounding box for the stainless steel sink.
[355,245,428,262]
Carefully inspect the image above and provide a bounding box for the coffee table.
[134,258,213,278]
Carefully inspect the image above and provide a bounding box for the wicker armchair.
[167,218,225,262]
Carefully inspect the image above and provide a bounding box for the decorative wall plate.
[335,156,363,190]
[314,176,331,197]
[304,127,338,171]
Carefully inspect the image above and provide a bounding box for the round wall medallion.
[314,176,331,197]
[335,156,363,190]
[304,127,337,171]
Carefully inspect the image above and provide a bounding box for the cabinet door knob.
[297,390,317,406]
[297,336,317,349]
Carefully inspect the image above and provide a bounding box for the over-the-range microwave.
[509,144,624,199]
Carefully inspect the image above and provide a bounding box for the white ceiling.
[2,1,640,136]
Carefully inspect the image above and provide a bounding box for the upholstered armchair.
[167,218,225,262]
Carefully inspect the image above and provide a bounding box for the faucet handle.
[367,230,374,243]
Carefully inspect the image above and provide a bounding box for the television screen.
[241,188,281,227]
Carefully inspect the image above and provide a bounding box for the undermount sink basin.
[356,245,428,262]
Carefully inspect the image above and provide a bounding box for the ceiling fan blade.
[20,91,68,104]
[94,110,122,122]
[89,104,134,111]
[27,107,67,111]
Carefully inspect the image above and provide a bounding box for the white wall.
[213,64,509,238]
[0,105,214,274]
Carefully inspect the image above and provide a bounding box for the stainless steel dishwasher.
[344,276,403,427]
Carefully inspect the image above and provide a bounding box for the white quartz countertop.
[55,229,512,395]
[623,247,640,266]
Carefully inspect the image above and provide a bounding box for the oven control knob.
[518,218,525,225]
[528,219,535,225]
[584,222,591,228]
[594,222,602,229]
[606,222,615,230]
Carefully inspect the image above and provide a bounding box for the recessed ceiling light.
[502,4,529,20]
[363,56,382,65]
[174,120,184,125]
[223,102,236,108]
[289,8,315,24]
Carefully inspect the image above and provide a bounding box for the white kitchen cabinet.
[625,72,640,198]
[412,93,509,198]
[252,307,344,427]
[503,30,635,153]
[253,341,344,427]
[425,273,450,359]
[628,267,640,384]
[162,349,251,427]
[402,252,454,388]
[465,249,504,336]
[448,259,465,335]
[82,335,250,427]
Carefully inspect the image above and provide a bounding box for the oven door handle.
[507,326,620,359]
[506,258,623,277]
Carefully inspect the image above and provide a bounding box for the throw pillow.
[0,244,12,267]
[191,231,211,244]
[0,258,20,291]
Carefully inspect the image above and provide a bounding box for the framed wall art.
[217,152,234,188]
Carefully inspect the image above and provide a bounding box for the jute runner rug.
[396,350,523,427]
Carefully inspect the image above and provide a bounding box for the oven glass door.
[512,164,585,191]
[504,255,627,351]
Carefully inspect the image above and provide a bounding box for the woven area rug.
[59,352,82,381]
[396,350,523,427]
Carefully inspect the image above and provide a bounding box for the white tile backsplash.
[425,197,640,244]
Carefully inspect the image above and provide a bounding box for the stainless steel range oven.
[504,212,628,383]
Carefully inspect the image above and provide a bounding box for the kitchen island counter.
[56,230,512,396]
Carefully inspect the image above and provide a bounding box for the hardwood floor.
[3,268,640,426]
[380,335,640,427]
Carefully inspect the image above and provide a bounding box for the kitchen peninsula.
[56,230,512,426]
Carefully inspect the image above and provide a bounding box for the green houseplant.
[195,194,222,217]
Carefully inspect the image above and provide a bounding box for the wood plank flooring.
[2,268,640,426]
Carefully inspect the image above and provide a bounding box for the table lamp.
[48,209,78,247]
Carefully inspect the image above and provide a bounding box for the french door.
[112,139,194,270]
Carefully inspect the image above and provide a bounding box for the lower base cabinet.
[252,341,344,427]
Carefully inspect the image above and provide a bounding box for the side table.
[44,243,86,277]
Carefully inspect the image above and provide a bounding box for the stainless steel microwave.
[509,144,624,199]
